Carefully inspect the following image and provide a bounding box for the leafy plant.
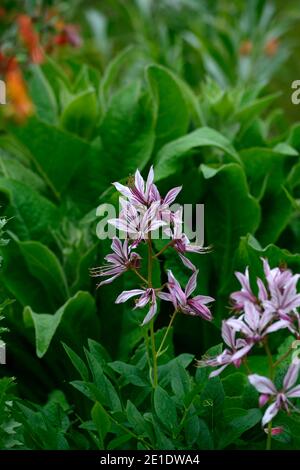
[0,0,300,452]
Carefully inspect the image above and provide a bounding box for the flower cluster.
[92,167,214,325]
[199,258,300,431]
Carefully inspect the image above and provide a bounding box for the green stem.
[147,234,158,388]
[273,346,293,368]
[156,310,177,358]
[263,339,274,450]
[143,328,152,375]
[266,421,272,450]
[150,319,158,388]
[147,235,153,287]
[132,267,148,284]
[243,357,252,375]
[153,241,173,259]
[264,339,274,380]
[175,397,196,438]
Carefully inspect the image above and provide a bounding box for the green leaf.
[222,373,247,397]
[217,408,262,449]
[99,81,155,183]
[62,342,89,381]
[91,402,111,449]
[23,291,96,358]
[155,127,239,181]
[126,401,152,439]
[10,117,98,197]
[18,240,68,305]
[159,354,194,389]
[200,376,225,417]
[107,434,132,450]
[0,240,53,311]
[100,46,139,109]
[154,386,177,433]
[197,419,214,450]
[60,89,98,140]
[256,186,294,245]
[84,351,122,411]
[201,163,260,297]
[235,93,280,124]
[240,147,295,199]
[147,64,189,151]
[0,152,46,193]
[27,65,58,124]
[171,361,191,399]
[184,406,200,446]
[234,235,300,283]
[0,177,59,242]
[108,361,149,387]
[150,415,175,450]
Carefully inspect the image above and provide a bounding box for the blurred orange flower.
[264,38,279,57]
[3,56,33,122]
[239,40,253,56]
[17,14,44,64]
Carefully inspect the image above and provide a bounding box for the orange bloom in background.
[264,37,279,57]
[239,40,253,56]
[17,14,44,64]
[4,57,33,122]
[0,7,6,19]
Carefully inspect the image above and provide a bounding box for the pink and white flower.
[90,237,141,286]
[227,301,289,344]
[262,260,300,322]
[113,166,181,209]
[159,270,214,320]
[115,287,158,325]
[164,208,209,271]
[249,363,300,426]
[198,320,253,377]
[230,267,263,311]
[109,199,166,246]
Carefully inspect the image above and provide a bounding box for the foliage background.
[0,0,300,450]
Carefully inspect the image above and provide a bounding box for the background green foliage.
[0,0,300,450]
